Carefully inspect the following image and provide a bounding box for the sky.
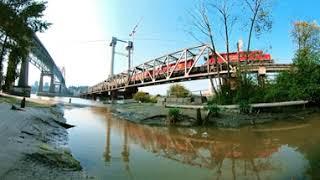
[30,0,320,95]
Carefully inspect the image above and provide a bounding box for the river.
[32,96,320,179]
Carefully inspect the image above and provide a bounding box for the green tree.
[168,84,190,98]
[270,21,320,104]
[0,0,50,90]
[292,21,320,52]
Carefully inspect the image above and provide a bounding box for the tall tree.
[189,2,219,95]
[0,0,50,90]
[243,0,272,60]
[209,0,237,78]
[292,21,320,53]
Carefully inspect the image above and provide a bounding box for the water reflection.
[67,107,320,180]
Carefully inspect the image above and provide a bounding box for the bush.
[168,108,181,124]
[205,98,220,117]
[238,100,251,114]
[133,91,158,103]
[133,91,151,102]
[168,84,190,98]
[213,83,235,105]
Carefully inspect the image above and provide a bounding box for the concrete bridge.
[10,33,67,97]
[80,44,291,100]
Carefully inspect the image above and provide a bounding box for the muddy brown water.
[51,99,318,180]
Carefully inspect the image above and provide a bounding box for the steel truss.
[87,44,291,95]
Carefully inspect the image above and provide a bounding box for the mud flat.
[0,95,88,180]
[110,102,318,128]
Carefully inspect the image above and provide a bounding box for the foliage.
[3,45,28,91]
[205,98,220,117]
[168,84,190,98]
[133,91,150,103]
[149,96,158,103]
[168,108,181,124]
[292,21,320,52]
[265,21,320,104]
[133,91,158,103]
[214,83,235,105]
[243,0,273,59]
[0,0,50,90]
[238,100,251,114]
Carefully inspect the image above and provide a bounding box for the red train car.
[208,50,271,64]
[131,59,194,82]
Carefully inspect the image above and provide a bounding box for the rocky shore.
[0,95,88,180]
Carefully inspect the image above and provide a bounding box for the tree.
[292,21,320,53]
[0,0,50,90]
[189,2,220,95]
[168,84,190,98]
[209,0,237,78]
[270,21,320,104]
[243,0,272,60]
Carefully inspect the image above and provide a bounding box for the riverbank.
[110,102,318,128]
[0,95,88,179]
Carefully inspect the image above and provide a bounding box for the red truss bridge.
[80,44,291,99]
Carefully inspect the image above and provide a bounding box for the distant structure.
[31,81,39,94]
[60,66,66,79]
[68,86,89,97]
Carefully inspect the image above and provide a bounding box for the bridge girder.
[29,34,67,93]
[82,44,291,97]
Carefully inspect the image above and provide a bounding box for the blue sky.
[34,0,320,94]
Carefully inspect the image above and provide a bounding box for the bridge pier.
[37,71,56,97]
[258,66,266,87]
[11,59,31,97]
[49,74,55,93]
[123,87,138,99]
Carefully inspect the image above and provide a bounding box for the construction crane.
[128,17,143,68]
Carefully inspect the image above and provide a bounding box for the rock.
[11,105,25,111]
[26,144,82,171]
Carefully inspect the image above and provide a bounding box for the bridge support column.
[38,72,44,93]
[110,90,118,102]
[49,74,55,93]
[258,66,266,87]
[258,75,266,87]
[11,59,31,97]
[124,87,138,99]
[58,84,62,94]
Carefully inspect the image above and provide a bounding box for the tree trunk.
[0,35,8,88]
[224,15,231,78]
[4,48,20,92]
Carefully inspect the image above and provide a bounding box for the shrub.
[168,84,190,98]
[168,108,181,124]
[133,91,159,103]
[133,91,151,103]
[205,98,220,117]
[239,100,251,114]
[149,96,158,103]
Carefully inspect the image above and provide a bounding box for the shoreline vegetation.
[109,100,319,128]
[0,93,89,179]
